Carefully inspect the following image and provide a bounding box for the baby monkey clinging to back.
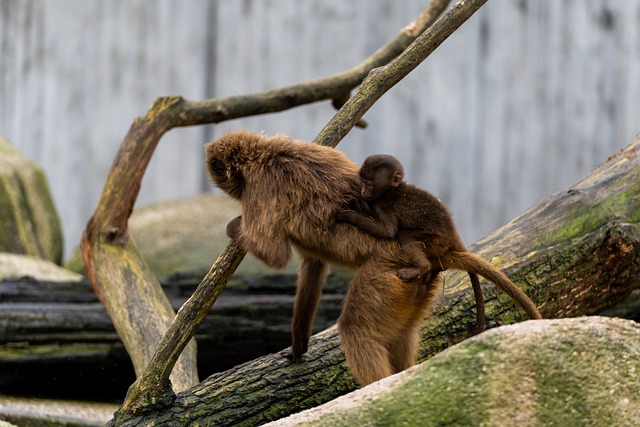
[337,154,542,329]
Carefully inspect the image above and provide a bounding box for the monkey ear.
[391,170,404,187]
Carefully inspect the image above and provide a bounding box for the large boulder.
[0,134,63,264]
[66,194,299,278]
[268,317,640,427]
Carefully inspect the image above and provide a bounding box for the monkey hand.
[226,215,242,239]
[336,209,359,224]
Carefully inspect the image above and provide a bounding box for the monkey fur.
[338,154,542,329]
[206,131,436,386]
[205,131,537,387]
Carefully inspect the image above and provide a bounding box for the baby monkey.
[338,154,542,331]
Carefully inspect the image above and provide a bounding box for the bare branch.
[84,0,454,417]
[315,0,489,148]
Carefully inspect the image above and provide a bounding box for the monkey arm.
[336,208,397,239]
[226,215,242,239]
[227,216,292,270]
[286,257,329,361]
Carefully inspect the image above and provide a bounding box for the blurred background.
[2,0,639,261]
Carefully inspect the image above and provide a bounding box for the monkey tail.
[468,272,486,332]
[447,252,542,320]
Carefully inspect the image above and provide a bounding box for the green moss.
[0,177,25,253]
[552,185,640,243]
[305,341,496,427]
[32,167,64,262]
[145,96,183,120]
[0,135,63,264]
[531,330,634,426]
[291,318,640,427]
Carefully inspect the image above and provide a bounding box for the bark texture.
[110,136,640,426]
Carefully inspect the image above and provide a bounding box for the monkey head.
[359,154,405,201]
[205,131,270,199]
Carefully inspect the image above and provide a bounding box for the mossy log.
[111,137,640,426]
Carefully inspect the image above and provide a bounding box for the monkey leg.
[339,325,394,386]
[286,256,329,362]
[338,262,437,386]
[396,241,433,282]
[388,277,439,373]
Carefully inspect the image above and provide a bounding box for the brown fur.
[205,131,439,386]
[338,154,542,327]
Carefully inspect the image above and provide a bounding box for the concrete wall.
[2,0,639,259]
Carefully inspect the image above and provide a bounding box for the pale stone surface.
[0,253,81,282]
[267,317,640,427]
[0,395,117,427]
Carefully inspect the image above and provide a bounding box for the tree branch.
[80,0,454,416]
[315,0,489,147]
[110,135,640,426]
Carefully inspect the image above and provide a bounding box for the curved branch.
[172,0,454,128]
[82,0,453,417]
[116,0,488,417]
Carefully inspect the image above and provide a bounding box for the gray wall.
[2,0,639,260]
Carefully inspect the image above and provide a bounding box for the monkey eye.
[210,159,226,176]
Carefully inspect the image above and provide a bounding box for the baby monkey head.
[359,154,405,201]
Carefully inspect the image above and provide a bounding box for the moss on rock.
[0,135,63,264]
[270,317,640,427]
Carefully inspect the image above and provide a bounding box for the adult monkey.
[205,131,525,386]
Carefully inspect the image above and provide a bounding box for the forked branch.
[111,0,488,419]
[82,0,457,418]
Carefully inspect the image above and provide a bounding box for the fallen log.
[112,136,640,426]
[0,272,349,401]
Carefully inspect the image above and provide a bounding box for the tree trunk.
[110,137,640,426]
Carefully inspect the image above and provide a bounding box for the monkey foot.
[397,267,431,283]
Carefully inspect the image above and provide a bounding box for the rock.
[267,317,640,427]
[0,395,117,427]
[0,253,82,282]
[0,134,63,264]
[65,194,299,278]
